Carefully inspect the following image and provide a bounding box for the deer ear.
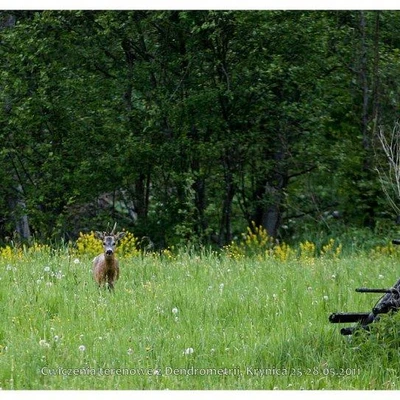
[94,231,104,240]
[116,232,126,241]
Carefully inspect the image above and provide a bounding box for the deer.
[93,223,125,290]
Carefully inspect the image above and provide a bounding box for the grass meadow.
[1,233,400,390]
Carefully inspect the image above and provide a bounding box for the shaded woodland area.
[1,10,400,247]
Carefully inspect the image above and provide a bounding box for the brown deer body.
[93,225,125,290]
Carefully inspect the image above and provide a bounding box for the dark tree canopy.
[1,10,400,246]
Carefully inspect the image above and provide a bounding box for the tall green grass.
[0,246,400,389]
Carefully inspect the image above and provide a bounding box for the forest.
[1,10,400,248]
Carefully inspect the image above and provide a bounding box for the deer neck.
[104,254,116,267]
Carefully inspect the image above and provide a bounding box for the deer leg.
[105,271,114,291]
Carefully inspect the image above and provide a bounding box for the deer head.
[95,223,126,258]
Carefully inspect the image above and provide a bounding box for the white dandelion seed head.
[323,295,329,301]
[78,345,86,352]
[172,307,179,314]
[183,347,194,355]
[39,339,50,348]
[74,258,80,264]
[127,348,133,355]
[55,271,64,279]
[44,266,51,273]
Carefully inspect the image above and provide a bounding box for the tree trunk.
[134,173,150,220]
[1,13,30,239]
[261,184,282,239]
[219,156,235,246]
[8,181,31,240]
[252,148,287,238]
[191,158,208,239]
[358,11,380,227]
[360,11,370,160]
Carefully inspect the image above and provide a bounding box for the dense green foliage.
[1,11,400,246]
[1,243,400,389]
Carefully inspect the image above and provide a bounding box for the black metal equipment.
[329,239,400,335]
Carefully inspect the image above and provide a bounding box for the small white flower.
[74,258,80,264]
[36,279,42,285]
[156,306,164,314]
[55,271,64,279]
[44,266,51,273]
[379,274,384,279]
[39,339,50,348]
[153,369,161,376]
[323,295,329,301]
[78,345,86,352]
[6,265,13,271]
[174,317,179,322]
[183,347,194,355]
[46,282,53,287]
[172,307,179,315]
[54,335,59,342]
[331,274,336,279]
[127,348,133,355]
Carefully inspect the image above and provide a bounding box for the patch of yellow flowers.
[224,222,343,262]
[75,230,140,258]
[0,225,399,264]
[0,242,51,261]
[0,230,175,263]
[370,242,398,258]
